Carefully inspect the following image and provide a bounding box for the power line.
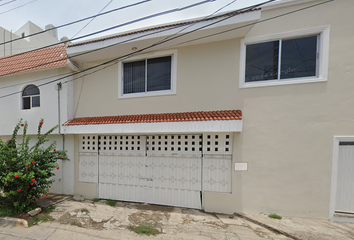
[0,0,283,91]
[0,0,16,7]
[0,2,266,97]
[0,0,151,47]
[160,0,333,49]
[0,0,38,15]
[0,0,332,100]
[0,0,214,62]
[71,0,114,39]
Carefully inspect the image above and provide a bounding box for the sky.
[0,0,277,43]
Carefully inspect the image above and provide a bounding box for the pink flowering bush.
[0,119,66,213]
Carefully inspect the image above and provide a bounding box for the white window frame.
[239,26,330,88]
[22,85,40,110]
[118,49,177,99]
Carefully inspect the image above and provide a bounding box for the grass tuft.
[42,205,56,213]
[105,199,117,207]
[268,213,282,219]
[28,214,54,227]
[93,198,99,202]
[129,225,160,236]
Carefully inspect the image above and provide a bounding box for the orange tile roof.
[63,110,242,126]
[69,8,260,47]
[0,44,67,76]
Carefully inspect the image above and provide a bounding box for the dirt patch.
[134,204,174,213]
[128,211,170,231]
[57,210,111,230]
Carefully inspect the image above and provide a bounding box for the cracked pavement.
[1,199,354,239]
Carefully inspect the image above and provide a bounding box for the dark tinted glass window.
[23,97,30,110]
[123,56,172,94]
[32,96,40,107]
[22,85,39,96]
[147,56,171,92]
[245,41,279,82]
[280,36,317,79]
[123,60,145,94]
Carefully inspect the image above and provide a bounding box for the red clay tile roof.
[0,44,67,77]
[63,110,242,126]
[69,8,260,47]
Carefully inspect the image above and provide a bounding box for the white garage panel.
[335,143,354,213]
[98,134,203,209]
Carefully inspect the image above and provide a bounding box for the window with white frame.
[22,85,40,110]
[239,26,329,88]
[118,50,177,98]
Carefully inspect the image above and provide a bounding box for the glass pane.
[32,96,40,107]
[245,41,279,82]
[147,56,172,92]
[280,36,318,79]
[123,60,145,94]
[23,85,39,96]
[23,97,30,110]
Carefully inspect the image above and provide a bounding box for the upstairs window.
[118,50,177,98]
[245,35,318,82]
[22,85,40,110]
[239,26,329,88]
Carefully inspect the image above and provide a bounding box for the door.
[98,134,202,209]
[335,142,354,213]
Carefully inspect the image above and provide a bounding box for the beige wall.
[72,0,354,218]
[73,135,98,199]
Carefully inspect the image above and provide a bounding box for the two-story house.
[2,0,353,222]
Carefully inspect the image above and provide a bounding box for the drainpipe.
[57,82,65,150]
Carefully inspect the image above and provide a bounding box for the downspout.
[3,30,5,57]
[57,82,64,150]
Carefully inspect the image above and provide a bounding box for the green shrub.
[0,119,66,213]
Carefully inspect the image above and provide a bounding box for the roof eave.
[62,120,243,134]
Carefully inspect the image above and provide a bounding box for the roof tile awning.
[63,110,243,134]
[0,44,67,77]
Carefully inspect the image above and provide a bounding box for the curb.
[0,217,28,228]
[234,213,301,240]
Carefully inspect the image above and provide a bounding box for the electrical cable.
[0,0,333,99]
[0,0,272,78]
[0,0,38,15]
[71,0,114,39]
[0,0,215,62]
[0,0,152,46]
[0,0,16,7]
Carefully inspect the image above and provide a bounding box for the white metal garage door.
[335,142,354,213]
[98,134,202,209]
[78,133,233,209]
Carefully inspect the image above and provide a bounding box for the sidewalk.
[1,197,354,239]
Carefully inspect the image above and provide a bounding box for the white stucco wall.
[0,67,73,136]
[69,0,353,218]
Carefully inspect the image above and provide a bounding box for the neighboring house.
[0,21,60,57]
[2,0,354,222]
[0,29,77,194]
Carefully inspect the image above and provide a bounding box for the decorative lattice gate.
[78,133,233,209]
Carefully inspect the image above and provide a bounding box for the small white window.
[22,85,40,110]
[118,50,177,99]
[239,26,330,88]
